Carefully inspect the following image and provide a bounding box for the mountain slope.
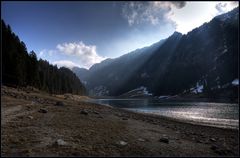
[2,20,86,95]
[73,7,239,98]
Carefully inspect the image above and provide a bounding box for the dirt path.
[1,86,239,156]
[1,98,36,125]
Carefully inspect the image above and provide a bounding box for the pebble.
[196,139,203,143]
[80,110,88,115]
[210,138,216,142]
[210,145,218,150]
[38,108,48,113]
[137,138,145,142]
[159,137,169,144]
[93,111,99,115]
[55,101,64,106]
[27,116,34,119]
[55,139,67,146]
[119,141,128,146]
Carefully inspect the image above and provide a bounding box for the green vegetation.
[2,20,86,95]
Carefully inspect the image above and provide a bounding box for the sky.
[2,1,239,69]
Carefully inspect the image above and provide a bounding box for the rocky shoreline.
[1,86,239,156]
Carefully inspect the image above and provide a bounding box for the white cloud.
[215,3,228,13]
[39,50,44,57]
[170,2,238,34]
[122,1,238,34]
[39,49,56,58]
[122,1,186,26]
[215,1,239,14]
[56,41,106,68]
[52,60,81,70]
[39,41,106,69]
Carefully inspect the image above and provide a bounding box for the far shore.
[90,95,238,104]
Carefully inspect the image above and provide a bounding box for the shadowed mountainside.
[73,7,238,98]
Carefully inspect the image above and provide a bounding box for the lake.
[88,99,239,129]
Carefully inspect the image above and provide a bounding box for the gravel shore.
[1,86,239,156]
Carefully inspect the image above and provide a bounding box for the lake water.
[89,99,239,129]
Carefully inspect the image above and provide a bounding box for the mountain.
[73,7,239,99]
[73,38,166,96]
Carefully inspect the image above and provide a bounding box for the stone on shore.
[80,110,88,115]
[38,108,48,113]
[118,141,128,146]
[55,101,64,106]
[27,116,34,119]
[209,138,216,142]
[159,137,169,144]
[93,111,99,115]
[54,139,67,146]
[137,138,145,142]
[210,145,218,150]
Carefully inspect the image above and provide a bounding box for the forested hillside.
[2,20,86,95]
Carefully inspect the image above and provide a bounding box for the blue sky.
[2,1,238,69]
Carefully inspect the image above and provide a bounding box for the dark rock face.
[73,7,238,98]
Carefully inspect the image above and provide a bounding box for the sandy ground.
[1,86,239,156]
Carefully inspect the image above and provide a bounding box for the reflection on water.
[89,99,239,129]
